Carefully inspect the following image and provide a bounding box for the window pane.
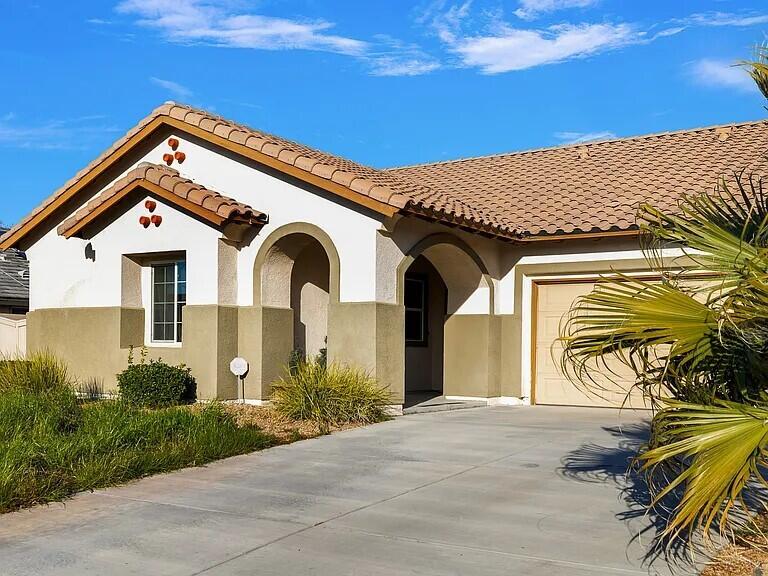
[404,278,424,309]
[151,261,186,342]
[405,310,423,342]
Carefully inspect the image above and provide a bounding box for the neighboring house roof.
[389,121,768,237]
[0,229,29,305]
[2,102,768,249]
[58,163,268,238]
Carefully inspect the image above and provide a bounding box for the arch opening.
[261,232,330,361]
[400,236,493,407]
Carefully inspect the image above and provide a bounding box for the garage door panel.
[534,281,650,409]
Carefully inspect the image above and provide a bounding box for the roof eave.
[1,112,401,250]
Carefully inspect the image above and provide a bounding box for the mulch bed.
[219,403,361,442]
[702,543,768,576]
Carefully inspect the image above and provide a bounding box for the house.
[2,103,766,408]
[0,228,29,315]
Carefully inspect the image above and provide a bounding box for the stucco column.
[238,305,293,401]
[327,302,405,404]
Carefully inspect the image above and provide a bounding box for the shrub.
[271,360,391,433]
[117,349,196,408]
[0,351,73,394]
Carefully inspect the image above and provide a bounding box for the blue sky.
[2,0,768,225]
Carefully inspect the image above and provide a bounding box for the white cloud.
[514,0,600,20]
[554,130,616,144]
[116,0,367,55]
[369,57,441,77]
[679,12,768,28]
[454,22,638,73]
[150,77,193,99]
[117,0,441,76]
[417,0,474,43]
[0,115,121,150]
[367,36,441,76]
[690,59,756,93]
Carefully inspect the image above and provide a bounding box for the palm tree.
[559,47,768,545]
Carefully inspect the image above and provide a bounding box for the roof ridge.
[161,102,382,172]
[384,117,768,171]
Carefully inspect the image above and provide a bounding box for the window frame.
[404,274,429,347]
[150,259,186,344]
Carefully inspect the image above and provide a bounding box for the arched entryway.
[404,255,447,404]
[398,234,494,407]
[261,232,331,362]
[245,223,340,400]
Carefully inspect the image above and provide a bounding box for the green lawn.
[0,386,277,513]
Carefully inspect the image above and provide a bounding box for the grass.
[271,360,392,434]
[0,352,279,513]
[0,353,383,514]
[0,388,276,513]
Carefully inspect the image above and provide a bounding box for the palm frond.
[740,44,768,101]
[639,173,768,285]
[560,275,719,400]
[638,400,768,543]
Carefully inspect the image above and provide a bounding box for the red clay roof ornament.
[139,215,150,228]
[174,151,186,164]
[162,153,174,166]
[145,200,157,212]
[150,215,162,227]
[168,138,179,150]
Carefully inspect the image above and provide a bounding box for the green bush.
[0,394,275,513]
[271,360,391,433]
[117,349,196,407]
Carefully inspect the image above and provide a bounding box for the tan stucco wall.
[328,301,405,404]
[238,305,293,400]
[443,314,501,398]
[27,305,240,400]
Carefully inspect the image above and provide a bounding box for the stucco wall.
[19,123,669,405]
[27,196,221,311]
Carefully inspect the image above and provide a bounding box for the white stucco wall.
[24,127,656,325]
[137,134,384,305]
[27,196,220,310]
[25,133,389,310]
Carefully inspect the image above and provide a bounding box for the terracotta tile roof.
[57,163,267,237]
[388,120,768,237]
[5,102,768,247]
[0,102,518,248]
[152,103,515,237]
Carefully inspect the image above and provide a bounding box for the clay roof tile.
[56,163,268,237]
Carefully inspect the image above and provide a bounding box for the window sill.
[147,342,183,349]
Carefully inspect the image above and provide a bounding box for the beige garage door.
[534,281,649,408]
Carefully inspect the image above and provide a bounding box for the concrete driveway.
[0,406,697,575]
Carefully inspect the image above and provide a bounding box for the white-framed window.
[151,260,186,343]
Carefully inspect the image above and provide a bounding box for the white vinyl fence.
[0,315,26,357]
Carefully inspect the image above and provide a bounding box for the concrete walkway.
[0,407,699,575]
